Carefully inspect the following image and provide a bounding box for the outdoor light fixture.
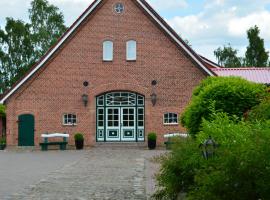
[150,93,157,106]
[199,136,218,159]
[82,94,88,107]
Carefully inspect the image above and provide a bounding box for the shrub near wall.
[181,77,268,135]
[154,113,270,200]
[0,105,5,117]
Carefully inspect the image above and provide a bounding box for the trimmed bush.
[181,76,268,135]
[148,132,157,141]
[74,133,84,141]
[0,137,6,145]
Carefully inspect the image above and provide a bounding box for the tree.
[0,18,34,92]
[245,25,269,67]
[0,0,67,93]
[214,44,242,68]
[29,0,67,59]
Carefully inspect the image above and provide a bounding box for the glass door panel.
[106,108,120,141]
[121,108,136,141]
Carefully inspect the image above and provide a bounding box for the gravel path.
[1,147,165,200]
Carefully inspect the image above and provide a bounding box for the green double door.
[18,114,35,146]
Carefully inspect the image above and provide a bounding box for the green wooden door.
[18,114,35,146]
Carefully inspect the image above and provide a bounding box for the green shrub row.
[154,113,270,200]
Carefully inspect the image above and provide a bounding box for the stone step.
[94,142,147,149]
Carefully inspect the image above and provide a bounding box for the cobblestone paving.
[5,148,165,200]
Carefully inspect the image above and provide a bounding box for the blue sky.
[1,0,270,61]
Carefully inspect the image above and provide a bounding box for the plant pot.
[148,140,156,150]
[75,140,84,150]
[0,144,6,150]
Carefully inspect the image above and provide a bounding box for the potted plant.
[74,133,84,150]
[148,132,157,150]
[0,138,6,150]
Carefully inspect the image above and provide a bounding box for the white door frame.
[106,107,120,142]
[121,107,136,142]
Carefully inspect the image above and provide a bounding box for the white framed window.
[163,113,178,125]
[63,114,77,126]
[103,40,113,61]
[126,40,137,61]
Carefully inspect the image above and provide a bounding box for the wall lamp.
[150,93,157,106]
[82,94,89,107]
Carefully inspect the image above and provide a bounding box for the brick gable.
[4,0,208,147]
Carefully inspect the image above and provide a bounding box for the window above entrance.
[106,92,137,106]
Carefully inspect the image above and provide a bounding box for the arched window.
[103,40,113,61]
[126,40,137,61]
[164,113,178,125]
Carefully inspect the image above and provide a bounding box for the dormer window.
[103,40,113,61]
[126,40,137,61]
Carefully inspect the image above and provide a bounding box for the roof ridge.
[213,67,270,70]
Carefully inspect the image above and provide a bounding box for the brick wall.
[5,0,206,147]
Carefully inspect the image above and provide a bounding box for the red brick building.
[0,0,214,147]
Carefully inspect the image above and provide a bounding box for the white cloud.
[48,0,93,25]
[167,1,270,60]
[168,15,209,37]
[228,11,270,39]
[149,0,188,11]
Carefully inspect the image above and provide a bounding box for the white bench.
[40,133,69,151]
[164,133,188,149]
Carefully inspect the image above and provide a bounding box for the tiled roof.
[212,68,270,84]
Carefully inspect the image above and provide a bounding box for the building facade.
[0,0,214,147]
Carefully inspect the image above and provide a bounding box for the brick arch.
[92,83,149,97]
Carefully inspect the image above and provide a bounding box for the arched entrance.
[96,91,145,142]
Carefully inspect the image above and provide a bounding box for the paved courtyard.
[0,147,165,200]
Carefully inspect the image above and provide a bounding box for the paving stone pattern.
[5,148,165,200]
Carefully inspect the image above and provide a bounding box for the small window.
[126,40,137,61]
[137,95,144,106]
[114,3,124,14]
[63,114,77,126]
[103,40,113,61]
[97,96,104,106]
[164,113,178,125]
